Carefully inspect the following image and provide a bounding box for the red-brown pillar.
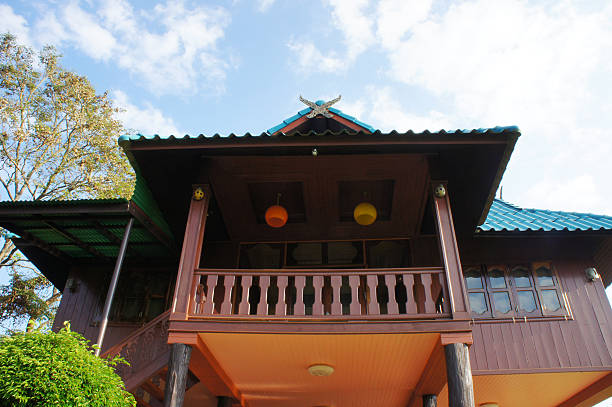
[171,184,211,321]
[431,182,470,319]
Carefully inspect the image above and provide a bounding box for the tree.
[0,33,135,330]
[0,323,136,407]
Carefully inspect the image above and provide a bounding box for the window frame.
[464,262,567,319]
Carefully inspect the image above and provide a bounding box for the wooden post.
[423,394,437,407]
[164,343,193,407]
[171,185,211,320]
[217,396,232,407]
[431,182,470,319]
[444,343,475,407]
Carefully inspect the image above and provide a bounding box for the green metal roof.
[0,199,177,289]
[479,199,612,232]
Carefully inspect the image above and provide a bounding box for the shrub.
[0,322,136,407]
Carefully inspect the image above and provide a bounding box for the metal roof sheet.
[479,199,612,232]
[118,126,520,144]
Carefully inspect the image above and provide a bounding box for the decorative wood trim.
[472,366,612,375]
[127,135,512,151]
[170,184,210,320]
[440,332,473,346]
[432,182,470,319]
[169,319,472,334]
[556,372,612,407]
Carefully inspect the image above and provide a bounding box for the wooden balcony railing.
[187,267,450,320]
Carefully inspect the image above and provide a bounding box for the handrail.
[101,309,171,358]
[187,267,450,320]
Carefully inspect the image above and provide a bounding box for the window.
[464,263,566,318]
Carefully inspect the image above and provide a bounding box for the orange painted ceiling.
[436,371,610,407]
[199,332,440,407]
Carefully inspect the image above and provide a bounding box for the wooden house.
[1,99,611,407]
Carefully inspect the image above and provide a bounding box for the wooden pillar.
[217,396,232,407]
[431,182,470,319]
[444,343,475,407]
[171,184,211,320]
[164,343,193,407]
[423,394,437,407]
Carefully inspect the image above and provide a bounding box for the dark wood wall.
[461,235,612,373]
[52,266,171,353]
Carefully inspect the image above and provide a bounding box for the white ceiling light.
[308,364,334,377]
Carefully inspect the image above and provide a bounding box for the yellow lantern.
[353,202,377,226]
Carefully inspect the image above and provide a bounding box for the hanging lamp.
[265,193,288,228]
[353,202,377,226]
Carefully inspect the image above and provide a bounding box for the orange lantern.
[265,205,288,228]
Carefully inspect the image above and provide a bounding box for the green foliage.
[0,33,135,201]
[0,323,136,407]
[0,33,136,331]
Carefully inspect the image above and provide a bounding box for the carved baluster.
[349,275,360,315]
[312,275,324,316]
[294,275,306,316]
[439,272,451,313]
[220,275,235,315]
[202,275,218,315]
[367,274,379,315]
[238,276,252,315]
[257,275,270,316]
[404,274,417,314]
[276,276,288,315]
[189,275,200,315]
[421,273,436,314]
[195,281,205,314]
[385,274,399,315]
[331,275,342,316]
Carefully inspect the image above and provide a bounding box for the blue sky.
[3,0,612,217]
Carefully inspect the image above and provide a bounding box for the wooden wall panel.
[469,258,612,373]
[53,268,142,353]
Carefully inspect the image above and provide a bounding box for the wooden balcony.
[187,267,451,320]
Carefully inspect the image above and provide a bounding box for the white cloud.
[343,86,453,132]
[0,4,31,46]
[376,0,433,48]
[113,90,181,136]
[14,0,232,95]
[257,0,276,12]
[287,40,345,72]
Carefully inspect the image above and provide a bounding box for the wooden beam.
[407,340,447,407]
[163,343,192,407]
[170,184,210,321]
[189,335,240,400]
[128,201,176,252]
[126,134,513,151]
[431,182,470,319]
[10,232,71,262]
[42,220,109,260]
[556,372,612,407]
[444,343,475,407]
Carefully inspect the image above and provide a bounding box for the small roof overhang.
[118,127,520,239]
[0,199,177,290]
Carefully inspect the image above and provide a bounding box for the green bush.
[0,322,136,407]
